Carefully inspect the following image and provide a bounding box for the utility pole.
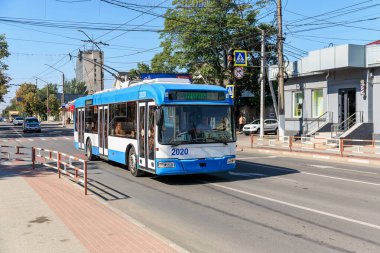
[44,64,65,125]
[277,0,285,138]
[259,29,266,138]
[78,30,108,91]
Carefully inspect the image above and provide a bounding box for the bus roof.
[74,82,232,107]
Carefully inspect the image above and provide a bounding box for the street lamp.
[34,76,50,122]
[44,64,65,125]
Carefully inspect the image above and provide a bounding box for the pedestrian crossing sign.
[234,50,247,67]
[226,84,235,98]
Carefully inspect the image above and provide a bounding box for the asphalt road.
[1,122,380,253]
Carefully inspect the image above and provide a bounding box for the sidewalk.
[41,121,73,129]
[0,161,183,253]
[236,135,380,167]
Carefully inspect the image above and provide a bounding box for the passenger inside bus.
[115,121,125,136]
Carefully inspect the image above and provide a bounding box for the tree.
[128,62,152,80]
[15,83,40,116]
[155,0,276,90]
[0,34,10,102]
[63,78,87,94]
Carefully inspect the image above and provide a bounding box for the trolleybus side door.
[138,101,156,172]
[147,102,156,171]
[138,102,147,168]
[98,105,109,156]
[78,108,85,149]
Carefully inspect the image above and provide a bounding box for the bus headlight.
[157,162,175,168]
[227,158,236,164]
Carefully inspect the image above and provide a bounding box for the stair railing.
[331,111,363,138]
[302,111,332,136]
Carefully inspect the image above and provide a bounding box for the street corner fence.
[32,147,88,195]
[249,135,380,159]
[0,145,32,162]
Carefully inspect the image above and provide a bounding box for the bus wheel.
[86,139,94,161]
[128,147,143,177]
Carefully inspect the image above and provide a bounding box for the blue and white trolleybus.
[74,78,236,176]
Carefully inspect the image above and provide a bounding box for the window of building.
[312,89,324,118]
[293,92,303,118]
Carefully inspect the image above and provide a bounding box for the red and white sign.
[234,67,244,79]
[360,80,366,96]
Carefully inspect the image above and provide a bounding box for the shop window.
[312,89,324,118]
[293,92,303,118]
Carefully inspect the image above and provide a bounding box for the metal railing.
[302,111,332,136]
[33,147,88,195]
[331,111,363,138]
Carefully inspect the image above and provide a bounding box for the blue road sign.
[226,85,235,98]
[234,50,247,67]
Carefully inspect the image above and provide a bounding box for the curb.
[237,145,380,167]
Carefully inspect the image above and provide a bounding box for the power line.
[285,0,375,25]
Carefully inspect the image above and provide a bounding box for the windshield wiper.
[170,140,195,147]
[206,137,228,145]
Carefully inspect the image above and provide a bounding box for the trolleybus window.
[85,106,98,133]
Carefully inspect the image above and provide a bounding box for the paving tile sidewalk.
[0,162,183,253]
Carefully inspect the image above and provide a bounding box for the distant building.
[75,50,103,93]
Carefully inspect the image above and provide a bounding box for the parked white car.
[243,119,278,135]
[13,117,24,126]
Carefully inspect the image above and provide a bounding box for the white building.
[269,41,380,140]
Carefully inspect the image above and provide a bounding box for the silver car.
[23,117,41,133]
[243,119,278,135]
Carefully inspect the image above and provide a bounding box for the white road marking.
[273,177,297,183]
[237,156,279,160]
[254,164,380,187]
[40,138,47,141]
[309,164,377,175]
[64,137,71,140]
[28,139,34,142]
[228,171,297,183]
[229,172,267,177]
[348,158,369,164]
[312,155,330,159]
[10,126,23,138]
[208,182,380,230]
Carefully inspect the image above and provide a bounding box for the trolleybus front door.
[98,106,109,156]
[78,108,85,149]
[138,101,156,172]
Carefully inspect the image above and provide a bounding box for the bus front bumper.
[155,156,236,175]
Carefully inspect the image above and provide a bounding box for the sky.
[1,0,380,112]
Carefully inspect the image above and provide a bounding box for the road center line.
[308,164,377,175]
[253,164,380,187]
[237,156,279,160]
[208,182,380,230]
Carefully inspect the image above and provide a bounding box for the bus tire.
[128,147,143,177]
[86,139,94,161]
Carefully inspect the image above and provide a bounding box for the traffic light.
[227,48,234,69]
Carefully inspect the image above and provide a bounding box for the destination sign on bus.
[168,91,225,101]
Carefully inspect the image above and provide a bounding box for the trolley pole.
[277,0,285,138]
